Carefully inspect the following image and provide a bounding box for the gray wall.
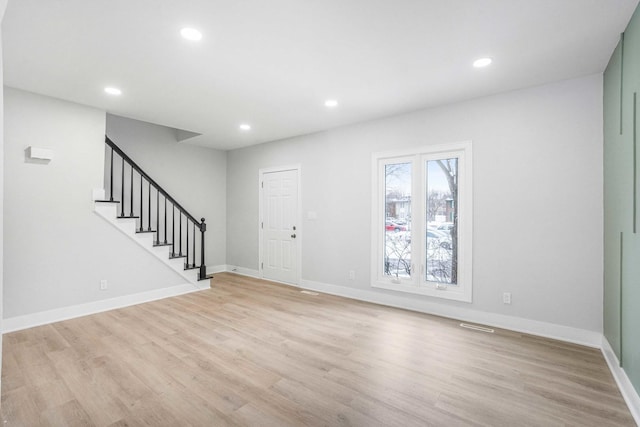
[105,115,227,269]
[3,88,187,318]
[227,74,604,332]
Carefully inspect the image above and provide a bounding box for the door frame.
[258,165,302,286]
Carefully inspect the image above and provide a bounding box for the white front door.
[261,168,299,285]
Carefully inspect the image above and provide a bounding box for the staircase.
[94,136,208,287]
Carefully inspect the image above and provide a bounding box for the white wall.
[227,74,604,334]
[105,114,227,269]
[3,88,188,318]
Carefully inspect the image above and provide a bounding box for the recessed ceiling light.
[473,57,493,68]
[180,27,202,41]
[325,99,339,108]
[104,87,122,96]
[239,123,251,131]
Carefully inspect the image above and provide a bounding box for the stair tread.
[95,200,120,203]
[117,215,139,219]
[184,264,199,270]
[153,242,173,247]
[169,254,187,259]
[136,230,157,234]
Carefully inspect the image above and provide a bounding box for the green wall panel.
[622,232,640,395]
[604,40,623,358]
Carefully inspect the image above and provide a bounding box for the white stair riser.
[116,220,137,234]
[95,203,118,218]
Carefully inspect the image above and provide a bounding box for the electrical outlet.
[100,280,108,291]
[349,270,355,280]
[503,292,511,304]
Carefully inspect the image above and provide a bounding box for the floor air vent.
[460,323,494,333]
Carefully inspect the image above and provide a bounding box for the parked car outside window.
[385,221,407,232]
[437,222,453,231]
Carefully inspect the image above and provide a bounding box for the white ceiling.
[3,0,638,150]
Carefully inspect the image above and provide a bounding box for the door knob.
[291,233,297,238]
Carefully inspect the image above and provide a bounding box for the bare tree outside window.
[384,162,411,278]
[426,190,449,222]
[425,158,457,284]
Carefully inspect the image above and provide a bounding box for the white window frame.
[371,141,473,303]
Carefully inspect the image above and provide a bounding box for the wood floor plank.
[1,385,43,426]
[1,272,635,426]
[229,403,299,427]
[29,379,76,414]
[39,399,95,427]
[270,377,386,427]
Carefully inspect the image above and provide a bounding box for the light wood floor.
[1,273,635,426]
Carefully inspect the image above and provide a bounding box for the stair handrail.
[105,136,204,229]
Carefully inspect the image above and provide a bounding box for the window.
[372,142,472,302]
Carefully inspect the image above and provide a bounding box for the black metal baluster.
[139,174,143,232]
[109,147,114,201]
[192,222,196,268]
[186,219,190,268]
[199,218,207,280]
[172,205,175,256]
[147,181,152,231]
[179,211,183,256]
[129,166,134,217]
[164,197,168,244]
[120,157,125,216]
[155,188,159,243]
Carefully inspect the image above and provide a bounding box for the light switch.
[27,146,54,160]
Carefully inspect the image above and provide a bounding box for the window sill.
[372,280,472,303]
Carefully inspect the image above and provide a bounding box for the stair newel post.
[199,218,207,280]
[192,222,196,269]
[109,147,114,202]
[139,174,144,232]
[164,197,168,245]
[120,157,125,217]
[155,188,159,243]
[129,166,134,217]
[147,181,152,231]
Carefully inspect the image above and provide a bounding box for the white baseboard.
[299,278,602,348]
[3,282,202,334]
[207,264,230,275]
[602,337,640,425]
[221,265,260,279]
